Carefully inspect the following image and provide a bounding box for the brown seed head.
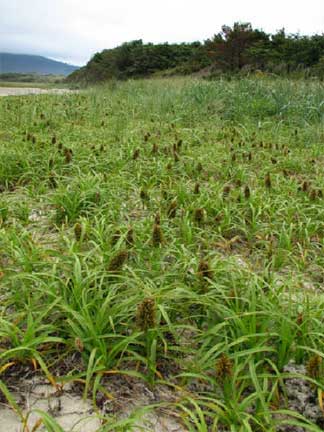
[136,298,156,332]
[194,183,200,194]
[140,189,149,201]
[306,354,322,380]
[132,148,140,160]
[74,223,82,241]
[144,132,151,142]
[216,353,233,381]
[167,200,177,218]
[174,151,180,162]
[194,208,204,224]
[126,227,134,247]
[111,229,121,246]
[265,173,271,189]
[75,337,84,353]
[309,189,317,201]
[222,185,231,198]
[108,250,128,273]
[196,162,203,172]
[198,259,213,280]
[154,212,161,224]
[302,181,309,192]
[64,148,73,163]
[151,143,158,154]
[244,185,251,199]
[296,313,303,326]
[152,224,164,246]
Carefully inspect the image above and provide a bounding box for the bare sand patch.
[0,87,75,97]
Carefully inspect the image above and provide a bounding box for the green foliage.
[0,78,323,430]
[68,23,324,84]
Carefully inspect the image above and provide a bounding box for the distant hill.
[0,53,78,76]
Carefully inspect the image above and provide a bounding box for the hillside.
[0,53,78,76]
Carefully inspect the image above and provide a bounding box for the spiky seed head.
[167,200,177,218]
[58,142,63,150]
[111,229,121,246]
[194,208,204,223]
[216,353,233,381]
[152,224,164,246]
[194,183,200,194]
[140,188,149,201]
[136,298,156,332]
[74,223,82,241]
[108,250,128,273]
[154,212,161,224]
[132,148,140,160]
[144,132,150,142]
[244,185,251,199]
[151,143,158,154]
[177,139,183,150]
[309,189,317,201]
[48,172,57,189]
[265,173,271,189]
[198,259,213,280]
[196,162,203,172]
[306,354,322,380]
[51,135,57,145]
[222,185,231,198]
[248,152,252,161]
[302,181,309,192]
[75,337,84,353]
[126,227,134,247]
[296,313,303,326]
[317,189,323,198]
[214,213,223,224]
[64,148,73,164]
[231,153,236,162]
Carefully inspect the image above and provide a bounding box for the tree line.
[67,23,324,83]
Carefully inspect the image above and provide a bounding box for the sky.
[0,0,323,66]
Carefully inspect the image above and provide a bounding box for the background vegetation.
[67,23,324,84]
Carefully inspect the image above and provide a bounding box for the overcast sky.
[1,0,323,66]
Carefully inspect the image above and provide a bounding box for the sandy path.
[0,87,75,96]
